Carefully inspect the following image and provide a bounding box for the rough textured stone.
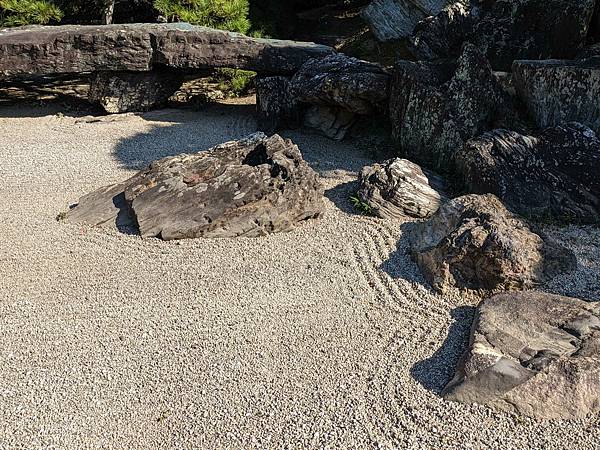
[361,0,453,42]
[65,133,325,239]
[303,105,356,141]
[390,43,510,171]
[357,158,445,219]
[444,291,600,420]
[0,23,335,77]
[88,70,184,113]
[513,59,600,134]
[410,0,596,71]
[290,54,390,115]
[410,194,576,294]
[457,123,600,224]
[255,76,302,133]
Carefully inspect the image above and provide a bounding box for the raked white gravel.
[0,99,598,448]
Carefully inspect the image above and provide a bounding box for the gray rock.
[410,194,576,294]
[390,43,510,171]
[457,123,600,224]
[361,0,453,42]
[255,76,302,133]
[357,158,445,219]
[290,54,390,115]
[88,69,184,113]
[0,23,335,77]
[65,133,325,239]
[513,58,600,134]
[303,105,356,141]
[444,291,600,420]
[410,0,596,71]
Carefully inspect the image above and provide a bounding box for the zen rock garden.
[1,0,599,447]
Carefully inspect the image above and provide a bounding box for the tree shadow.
[410,305,476,394]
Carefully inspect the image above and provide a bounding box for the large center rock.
[64,133,325,240]
[513,58,600,135]
[390,43,511,171]
[357,158,445,219]
[456,123,600,224]
[410,194,576,294]
[444,291,600,420]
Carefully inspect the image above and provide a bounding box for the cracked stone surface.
[64,133,325,239]
[444,291,600,420]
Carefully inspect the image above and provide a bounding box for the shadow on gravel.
[379,222,429,286]
[410,306,475,394]
[324,180,363,215]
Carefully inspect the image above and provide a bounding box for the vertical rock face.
[390,43,510,171]
[362,0,454,42]
[65,133,325,240]
[444,291,600,420]
[456,123,600,224]
[409,0,596,70]
[513,59,600,135]
[255,76,302,133]
[410,194,576,294]
[357,158,445,219]
[88,70,184,113]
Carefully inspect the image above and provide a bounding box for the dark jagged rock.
[410,194,576,294]
[390,43,511,171]
[361,0,454,42]
[357,158,445,219]
[444,291,600,420]
[0,23,335,77]
[410,0,596,71]
[290,54,390,115]
[513,59,600,134]
[88,69,184,114]
[457,123,600,223]
[65,133,325,240]
[255,76,302,133]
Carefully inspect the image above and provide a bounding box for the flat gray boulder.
[64,133,325,239]
[0,23,335,77]
[410,194,576,294]
[457,123,600,224]
[444,291,600,420]
[513,58,600,135]
[357,158,445,219]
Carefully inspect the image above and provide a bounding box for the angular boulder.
[390,43,511,171]
[410,194,576,294]
[290,54,390,115]
[444,291,600,420]
[361,0,454,42]
[513,59,600,134]
[64,133,325,239]
[456,123,600,223]
[410,0,596,71]
[303,105,356,141]
[255,76,302,133]
[0,23,335,77]
[357,158,445,219]
[88,69,184,113]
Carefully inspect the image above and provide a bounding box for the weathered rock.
[303,105,356,141]
[513,59,600,134]
[444,291,600,420]
[65,133,325,239]
[410,194,576,294]
[457,123,600,223]
[88,69,184,113]
[390,43,511,171]
[0,23,335,77]
[410,0,596,71]
[290,54,390,115]
[255,76,302,133]
[357,158,445,219]
[361,0,453,42]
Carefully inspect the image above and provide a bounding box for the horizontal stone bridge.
[0,23,335,77]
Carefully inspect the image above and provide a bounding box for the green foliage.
[0,0,63,26]
[213,68,255,97]
[154,0,250,34]
[350,195,373,216]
